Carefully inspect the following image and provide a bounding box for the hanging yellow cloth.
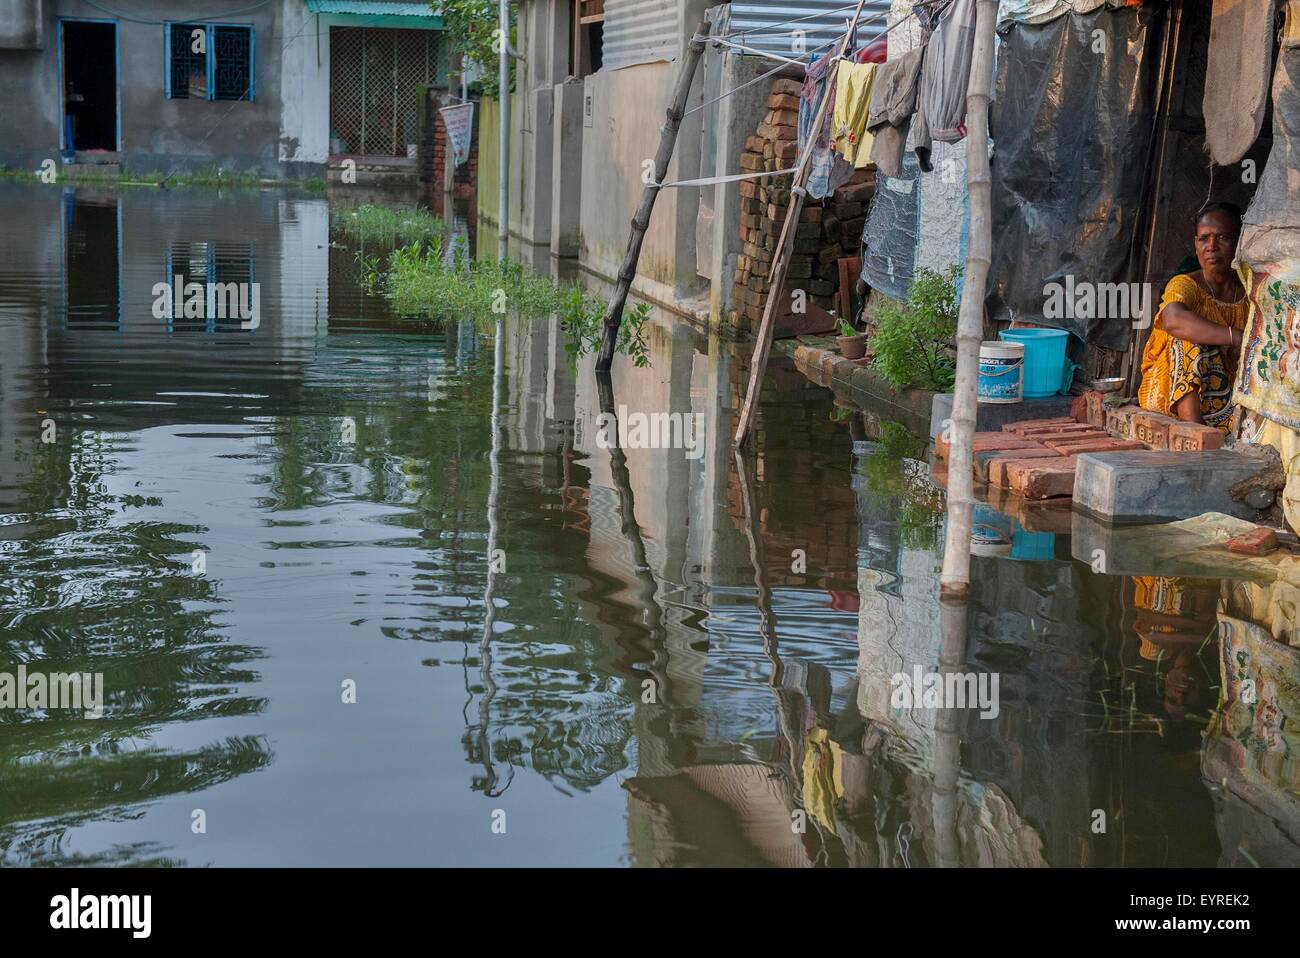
[1137,273,1249,430]
[831,61,878,169]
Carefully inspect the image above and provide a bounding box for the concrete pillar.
[707,52,771,328]
[520,86,554,245]
[550,78,584,258]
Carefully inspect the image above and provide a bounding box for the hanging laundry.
[867,47,925,178]
[830,60,878,168]
[798,53,836,151]
[799,54,856,199]
[1204,0,1275,165]
[915,0,978,160]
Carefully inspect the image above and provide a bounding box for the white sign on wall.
[439,103,475,167]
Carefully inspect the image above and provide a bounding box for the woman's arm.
[1159,302,1241,348]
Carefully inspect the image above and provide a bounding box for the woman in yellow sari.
[1138,204,1249,430]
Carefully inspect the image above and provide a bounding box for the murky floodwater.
[0,182,1295,867]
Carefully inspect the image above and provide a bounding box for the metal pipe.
[498,0,509,261]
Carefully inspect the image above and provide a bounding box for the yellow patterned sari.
[1138,273,1249,430]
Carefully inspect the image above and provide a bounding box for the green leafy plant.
[561,298,651,369]
[835,317,858,338]
[336,204,446,246]
[869,265,961,391]
[379,235,651,368]
[439,0,514,97]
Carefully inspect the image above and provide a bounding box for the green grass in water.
[381,238,651,368]
[335,204,447,246]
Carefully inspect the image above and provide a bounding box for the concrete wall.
[0,0,292,174]
[278,5,331,172]
[0,2,446,179]
[705,49,773,325]
[0,0,43,49]
[475,94,525,236]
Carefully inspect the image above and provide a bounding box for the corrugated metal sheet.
[305,0,443,26]
[602,0,681,71]
[727,0,893,58]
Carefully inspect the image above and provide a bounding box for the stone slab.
[1072,449,1277,524]
[929,392,1076,440]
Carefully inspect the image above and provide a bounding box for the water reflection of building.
[493,302,885,864]
[0,183,329,864]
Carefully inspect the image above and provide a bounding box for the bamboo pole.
[595,18,710,372]
[939,0,998,601]
[497,0,510,261]
[733,0,870,447]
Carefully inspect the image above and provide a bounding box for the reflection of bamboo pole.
[734,451,802,772]
[595,19,710,371]
[939,0,997,600]
[595,371,665,636]
[932,597,968,867]
[475,315,506,795]
[734,451,782,685]
[733,0,870,448]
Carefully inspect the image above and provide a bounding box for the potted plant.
[836,317,868,360]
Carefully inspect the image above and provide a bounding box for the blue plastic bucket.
[999,328,1071,398]
[1011,528,1056,561]
[970,503,1013,557]
[978,340,1024,403]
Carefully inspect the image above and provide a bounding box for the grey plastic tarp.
[985,7,1159,350]
[859,151,920,301]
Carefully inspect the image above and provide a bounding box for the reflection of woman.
[1131,575,1219,720]
[1138,205,1248,430]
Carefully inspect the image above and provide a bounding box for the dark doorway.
[62,21,117,152]
[63,195,121,330]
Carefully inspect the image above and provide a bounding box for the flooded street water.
[0,182,1295,867]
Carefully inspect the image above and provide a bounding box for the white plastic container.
[978,340,1024,404]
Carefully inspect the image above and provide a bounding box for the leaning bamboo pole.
[939,0,998,601]
[595,18,711,371]
[733,0,870,447]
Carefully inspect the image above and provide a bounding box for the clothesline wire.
[685,35,840,118]
[713,0,947,42]
[687,1,930,121]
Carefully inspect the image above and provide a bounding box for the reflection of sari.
[1131,575,1220,656]
[1138,274,1248,430]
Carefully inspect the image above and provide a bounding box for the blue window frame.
[164,22,254,101]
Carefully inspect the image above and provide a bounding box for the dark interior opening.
[63,21,117,152]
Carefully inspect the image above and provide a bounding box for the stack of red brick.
[730,78,874,332]
[934,392,1225,501]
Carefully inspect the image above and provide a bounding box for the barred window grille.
[165,242,255,333]
[330,27,447,156]
[168,23,207,99]
[213,26,252,101]
[165,23,252,101]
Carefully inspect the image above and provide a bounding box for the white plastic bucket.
[978,340,1024,404]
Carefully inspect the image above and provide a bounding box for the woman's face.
[1195,211,1240,275]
